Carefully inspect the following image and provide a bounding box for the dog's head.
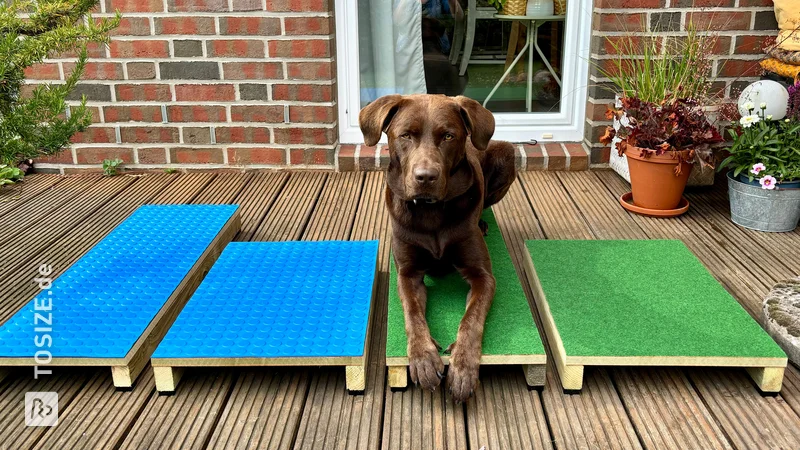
[359,94,495,203]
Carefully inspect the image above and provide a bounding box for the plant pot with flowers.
[717,100,800,232]
[597,25,724,217]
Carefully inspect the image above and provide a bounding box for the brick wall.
[29,0,337,173]
[26,0,777,172]
[586,0,778,166]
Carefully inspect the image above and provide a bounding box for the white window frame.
[334,0,593,144]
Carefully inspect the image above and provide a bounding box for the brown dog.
[359,94,516,402]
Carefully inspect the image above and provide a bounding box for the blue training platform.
[150,240,379,393]
[0,204,240,387]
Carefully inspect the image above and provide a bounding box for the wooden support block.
[154,366,184,393]
[558,364,585,392]
[111,365,134,389]
[746,366,784,393]
[522,364,546,387]
[387,366,408,389]
[345,365,366,393]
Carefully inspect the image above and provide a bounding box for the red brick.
[71,127,116,144]
[268,40,330,58]
[138,147,168,164]
[74,106,103,123]
[586,101,611,122]
[673,0,733,6]
[25,63,60,80]
[735,35,773,54]
[284,17,332,35]
[174,84,236,101]
[231,0,263,11]
[215,127,272,143]
[66,62,123,80]
[600,35,645,55]
[168,105,227,122]
[227,147,286,165]
[36,151,73,164]
[272,84,332,101]
[110,40,169,58]
[289,105,335,123]
[222,62,283,80]
[167,0,227,12]
[596,0,661,6]
[266,0,329,12]
[594,13,647,32]
[520,144,543,170]
[274,127,335,145]
[116,84,172,102]
[686,12,751,31]
[544,143,567,170]
[591,146,612,165]
[76,147,134,164]
[105,0,163,12]
[219,17,281,35]
[286,61,333,80]
[60,42,106,59]
[111,17,152,36]
[564,143,589,170]
[717,59,763,77]
[208,40,265,58]
[338,144,355,171]
[155,17,216,35]
[290,148,332,166]
[169,147,224,163]
[739,0,772,5]
[120,127,180,143]
[231,105,284,122]
[104,105,163,122]
[358,145,376,170]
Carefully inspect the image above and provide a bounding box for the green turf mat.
[386,209,545,360]
[526,240,785,360]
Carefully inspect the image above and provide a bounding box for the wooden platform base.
[385,356,547,390]
[0,212,240,389]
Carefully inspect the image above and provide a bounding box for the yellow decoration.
[774,0,800,51]
[760,58,800,81]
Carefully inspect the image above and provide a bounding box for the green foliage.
[485,0,506,11]
[0,0,119,170]
[102,158,122,176]
[599,24,718,105]
[718,108,800,183]
[0,164,24,185]
[163,168,177,174]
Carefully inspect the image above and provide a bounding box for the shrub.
[0,0,119,177]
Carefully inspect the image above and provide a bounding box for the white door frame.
[334,0,592,144]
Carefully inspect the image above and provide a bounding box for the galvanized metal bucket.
[728,171,800,232]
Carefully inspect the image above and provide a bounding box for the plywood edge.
[523,249,581,390]
[384,353,546,367]
[0,357,127,366]
[122,210,241,383]
[565,355,788,368]
[150,355,365,367]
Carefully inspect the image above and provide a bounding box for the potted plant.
[718,102,800,232]
[597,26,725,216]
[0,0,119,186]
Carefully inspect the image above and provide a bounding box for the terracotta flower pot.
[625,146,693,210]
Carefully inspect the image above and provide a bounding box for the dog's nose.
[413,167,440,185]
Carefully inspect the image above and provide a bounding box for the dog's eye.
[400,133,411,140]
[444,133,454,141]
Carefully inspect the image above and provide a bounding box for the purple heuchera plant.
[789,81,800,121]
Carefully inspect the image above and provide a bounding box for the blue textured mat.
[153,241,379,359]
[0,204,239,359]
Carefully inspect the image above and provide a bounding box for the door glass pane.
[357,0,566,114]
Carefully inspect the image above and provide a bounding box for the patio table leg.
[483,28,530,109]
[533,21,562,88]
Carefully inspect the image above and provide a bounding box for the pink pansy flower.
[751,163,766,175]
[759,175,777,190]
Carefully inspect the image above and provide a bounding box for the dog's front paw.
[408,337,445,391]
[447,345,480,403]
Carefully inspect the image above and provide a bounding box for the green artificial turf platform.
[386,210,546,374]
[525,239,786,391]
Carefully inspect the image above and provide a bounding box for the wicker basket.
[501,0,528,16]
[554,0,566,15]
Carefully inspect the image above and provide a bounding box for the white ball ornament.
[737,80,789,120]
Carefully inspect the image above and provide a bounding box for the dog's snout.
[413,167,440,185]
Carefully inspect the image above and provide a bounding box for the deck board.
[0,170,798,450]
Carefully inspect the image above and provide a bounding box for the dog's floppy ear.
[359,95,404,146]
[454,96,495,150]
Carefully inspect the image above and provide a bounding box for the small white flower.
[760,102,767,109]
[743,102,755,111]
[739,114,761,128]
[766,115,773,120]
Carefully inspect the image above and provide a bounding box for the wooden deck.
[1,170,799,450]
